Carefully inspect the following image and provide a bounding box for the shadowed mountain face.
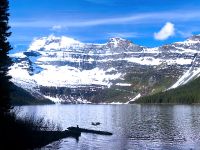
[9,35,200,103]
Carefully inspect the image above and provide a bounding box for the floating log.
[38,130,81,140]
[67,127,113,135]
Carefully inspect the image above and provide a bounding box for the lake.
[18,104,200,150]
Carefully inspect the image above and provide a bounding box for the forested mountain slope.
[134,76,200,104]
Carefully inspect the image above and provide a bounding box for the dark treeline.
[0,0,12,114]
[134,76,200,104]
[11,83,54,105]
[0,1,78,149]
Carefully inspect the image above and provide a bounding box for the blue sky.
[9,0,200,51]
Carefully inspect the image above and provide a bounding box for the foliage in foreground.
[0,110,62,149]
[0,0,12,113]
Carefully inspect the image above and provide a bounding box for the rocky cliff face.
[9,35,200,103]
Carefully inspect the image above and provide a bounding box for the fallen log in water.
[67,127,113,135]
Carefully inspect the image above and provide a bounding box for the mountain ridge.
[9,34,200,103]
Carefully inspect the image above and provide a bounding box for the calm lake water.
[18,104,200,150]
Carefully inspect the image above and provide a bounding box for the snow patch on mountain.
[9,34,200,103]
[125,93,141,104]
[33,65,121,87]
[44,96,63,103]
[116,83,132,86]
[10,52,27,58]
[168,55,200,89]
[143,47,160,53]
[108,37,126,48]
[44,95,91,104]
[9,62,121,88]
[176,39,200,45]
[9,63,32,80]
[28,35,83,51]
[125,57,162,65]
[168,67,200,89]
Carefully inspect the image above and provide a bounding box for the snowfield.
[9,35,200,103]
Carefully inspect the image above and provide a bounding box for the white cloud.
[11,10,200,28]
[154,22,175,40]
[107,32,141,38]
[51,25,62,31]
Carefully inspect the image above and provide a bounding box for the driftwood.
[67,126,113,135]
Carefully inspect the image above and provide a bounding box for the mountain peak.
[10,34,200,104]
[28,35,82,51]
[109,37,126,41]
[108,37,127,43]
[188,35,200,42]
[107,37,133,48]
[174,34,200,45]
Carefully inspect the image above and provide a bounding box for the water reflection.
[18,104,200,150]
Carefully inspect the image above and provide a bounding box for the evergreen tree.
[0,0,12,113]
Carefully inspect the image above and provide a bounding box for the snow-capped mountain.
[9,35,200,103]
